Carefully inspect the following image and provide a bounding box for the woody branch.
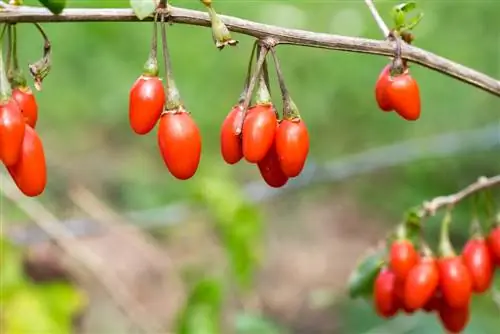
[0,1,499,97]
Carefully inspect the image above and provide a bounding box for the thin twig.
[0,174,164,334]
[364,0,390,38]
[421,175,500,217]
[0,1,498,96]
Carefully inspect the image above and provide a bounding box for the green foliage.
[130,0,156,20]
[37,0,66,14]
[347,248,385,299]
[0,236,86,334]
[391,1,424,31]
[196,173,263,290]
[176,277,223,334]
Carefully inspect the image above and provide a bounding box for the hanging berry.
[157,13,201,180]
[129,14,166,135]
[0,25,25,167]
[269,47,310,178]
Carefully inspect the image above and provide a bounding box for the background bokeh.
[2,0,500,333]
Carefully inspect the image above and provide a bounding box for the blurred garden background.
[1,0,500,333]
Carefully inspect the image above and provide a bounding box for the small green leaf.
[176,278,223,334]
[38,0,67,15]
[347,248,385,299]
[130,0,156,20]
[393,1,417,14]
[403,12,424,31]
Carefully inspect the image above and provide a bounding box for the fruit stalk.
[255,45,272,106]
[0,24,12,101]
[438,210,454,257]
[269,47,300,120]
[237,40,258,105]
[28,23,52,91]
[143,12,160,77]
[201,0,238,49]
[235,44,268,134]
[160,13,182,111]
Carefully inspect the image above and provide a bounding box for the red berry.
[220,106,243,165]
[157,111,201,180]
[386,72,421,121]
[242,104,277,163]
[7,124,47,197]
[0,98,25,166]
[389,240,419,281]
[422,291,442,313]
[487,226,500,265]
[373,268,399,318]
[438,256,472,309]
[275,119,309,178]
[12,87,38,128]
[257,139,289,188]
[129,75,165,135]
[462,237,494,293]
[403,255,439,311]
[438,302,470,333]
[375,64,393,112]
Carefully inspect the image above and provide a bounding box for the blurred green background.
[1,0,500,333]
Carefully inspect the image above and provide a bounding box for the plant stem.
[0,24,11,100]
[438,209,454,257]
[235,44,268,134]
[238,40,258,104]
[160,13,182,110]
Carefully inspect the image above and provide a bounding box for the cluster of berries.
[374,217,500,333]
[1,24,49,197]
[220,45,309,188]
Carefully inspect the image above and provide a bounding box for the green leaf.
[223,205,262,289]
[391,2,424,31]
[38,0,67,15]
[403,12,424,31]
[176,278,223,334]
[347,248,385,299]
[130,0,156,20]
[235,313,286,334]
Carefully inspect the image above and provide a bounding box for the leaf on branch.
[347,247,385,299]
[38,0,67,15]
[130,0,156,20]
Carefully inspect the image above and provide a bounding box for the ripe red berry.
[438,302,470,333]
[257,139,289,188]
[0,98,25,166]
[373,268,399,318]
[7,124,47,197]
[157,111,201,180]
[375,64,393,112]
[403,255,439,311]
[12,87,38,128]
[462,237,494,293]
[422,291,441,313]
[438,256,472,309]
[275,119,309,178]
[129,75,165,135]
[220,106,243,165]
[389,239,419,281]
[487,226,500,265]
[242,104,277,163]
[386,72,421,121]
